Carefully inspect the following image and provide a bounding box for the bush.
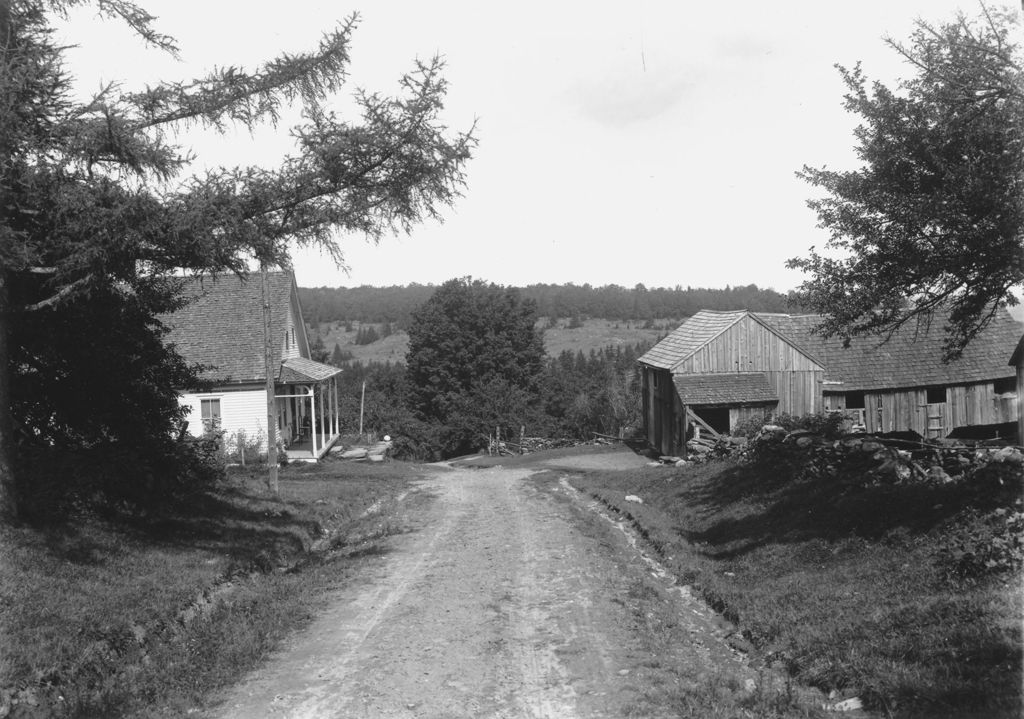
[732,411,848,440]
[938,507,1024,582]
[16,434,226,523]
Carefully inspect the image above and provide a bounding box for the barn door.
[925,403,944,438]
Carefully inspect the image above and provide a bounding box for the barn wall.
[764,370,824,416]
[825,380,1015,437]
[643,366,682,455]
[1018,362,1024,442]
[729,405,773,430]
[675,315,823,374]
[947,382,1017,427]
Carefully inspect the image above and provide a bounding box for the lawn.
[0,458,428,718]
[566,454,1023,718]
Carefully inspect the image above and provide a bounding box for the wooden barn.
[639,309,1022,455]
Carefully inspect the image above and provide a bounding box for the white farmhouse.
[163,271,342,461]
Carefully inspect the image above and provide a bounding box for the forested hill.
[298,283,791,326]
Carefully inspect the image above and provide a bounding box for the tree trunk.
[0,270,18,521]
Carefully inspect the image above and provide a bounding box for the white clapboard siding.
[179,388,269,450]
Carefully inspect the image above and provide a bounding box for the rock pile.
[739,425,1023,485]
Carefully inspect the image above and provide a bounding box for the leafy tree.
[789,5,1023,358]
[0,1,474,519]
[405,278,544,456]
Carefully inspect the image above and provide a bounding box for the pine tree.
[0,1,475,520]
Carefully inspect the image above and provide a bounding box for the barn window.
[844,391,865,409]
[925,386,946,404]
[285,329,290,351]
[994,377,1015,395]
[200,398,221,431]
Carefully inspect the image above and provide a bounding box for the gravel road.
[210,461,773,719]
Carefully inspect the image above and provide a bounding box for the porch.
[277,357,343,462]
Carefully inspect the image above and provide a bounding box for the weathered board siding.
[643,366,684,455]
[1017,359,1024,443]
[825,380,1018,436]
[764,370,824,416]
[729,405,772,429]
[674,315,823,374]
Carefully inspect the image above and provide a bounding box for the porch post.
[329,376,337,438]
[333,377,339,436]
[319,383,326,448]
[310,385,318,456]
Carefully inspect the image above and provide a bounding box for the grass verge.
[566,456,1023,719]
[0,457,429,718]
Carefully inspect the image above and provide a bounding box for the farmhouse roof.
[760,310,1020,391]
[673,372,777,406]
[279,357,341,383]
[162,271,312,384]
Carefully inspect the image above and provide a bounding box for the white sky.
[57,1,1020,291]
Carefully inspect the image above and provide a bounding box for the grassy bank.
[0,459,427,718]
[567,454,1023,718]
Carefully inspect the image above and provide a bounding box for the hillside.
[299,282,791,328]
[315,317,675,365]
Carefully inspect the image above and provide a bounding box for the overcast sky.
[58,1,1020,291]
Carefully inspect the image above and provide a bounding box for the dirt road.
[211,462,772,719]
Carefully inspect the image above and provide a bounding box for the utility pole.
[358,380,366,440]
[261,265,279,494]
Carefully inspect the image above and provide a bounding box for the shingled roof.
[673,373,777,405]
[759,310,1020,391]
[758,310,1019,391]
[280,357,341,383]
[638,311,748,369]
[163,272,299,384]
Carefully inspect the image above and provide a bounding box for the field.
[315,317,677,364]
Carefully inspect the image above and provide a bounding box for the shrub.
[938,506,1024,582]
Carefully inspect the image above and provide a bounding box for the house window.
[285,329,290,351]
[200,398,221,432]
[925,386,946,404]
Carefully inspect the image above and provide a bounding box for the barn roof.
[638,310,748,369]
[760,310,1020,392]
[673,373,777,406]
[638,309,823,370]
[163,272,299,384]
[1010,334,1024,367]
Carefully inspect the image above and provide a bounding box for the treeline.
[299,282,791,326]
